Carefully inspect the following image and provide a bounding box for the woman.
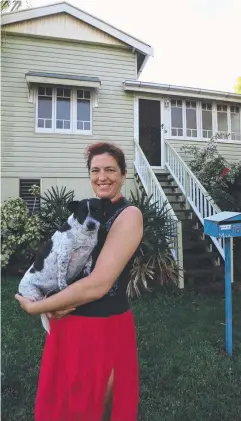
[15,142,143,421]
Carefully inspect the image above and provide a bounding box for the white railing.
[165,141,225,260]
[133,139,184,288]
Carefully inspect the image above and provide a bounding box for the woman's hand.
[15,294,36,314]
[15,294,76,318]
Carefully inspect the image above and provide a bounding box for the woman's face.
[90,153,126,201]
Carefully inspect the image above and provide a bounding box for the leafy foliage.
[182,134,241,211]
[127,190,179,298]
[1,198,43,272]
[234,76,241,94]
[36,186,74,237]
[1,0,30,12]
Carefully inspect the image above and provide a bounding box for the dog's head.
[67,198,111,231]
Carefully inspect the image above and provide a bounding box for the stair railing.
[165,141,225,260]
[133,139,184,288]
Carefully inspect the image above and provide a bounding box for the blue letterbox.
[204,212,241,238]
[204,211,241,357]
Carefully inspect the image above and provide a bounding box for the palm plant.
[38,186,74,237]
[127,190,179,298]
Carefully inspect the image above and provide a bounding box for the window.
[230,106,241,141]
[36,86,92,134]
[171,99,183,136]
[186,101,197,137]
[20,179,40,213]
[217,104,228,138]
[37,87,53,129]
[169,99,241,141]
[202,102,213,138]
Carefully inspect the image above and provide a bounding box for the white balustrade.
[165,141,225,259]
[134,139,184,288]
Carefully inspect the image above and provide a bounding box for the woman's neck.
[111,193,122,203]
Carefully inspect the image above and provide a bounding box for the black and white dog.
[18,198,108,333]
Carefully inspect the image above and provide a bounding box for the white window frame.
[35,86,93,135]
[169,99,241,143]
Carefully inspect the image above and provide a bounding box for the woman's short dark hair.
[86,142,127,175]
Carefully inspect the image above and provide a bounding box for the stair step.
[165,192,183,197]
[174,209,193,220]
[170,202,186,211]
[185,266,224,277]
[155,172,170,177]
[184,252,220,269]
[156,174,174,181]
[183,239,211,251]
[161,184,179,190]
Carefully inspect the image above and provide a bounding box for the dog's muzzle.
[86,221,96,231]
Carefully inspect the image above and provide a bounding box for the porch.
[130,85,241,169]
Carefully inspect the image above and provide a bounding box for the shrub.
[181,134,241,211]
[127,190,179,298]
[1,198,43,273]
[35,186,75,237]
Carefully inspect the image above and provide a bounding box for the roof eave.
[124,80,241,102]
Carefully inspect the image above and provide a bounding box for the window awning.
[25,71,101,89]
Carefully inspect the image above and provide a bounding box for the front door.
[139,99,161,166]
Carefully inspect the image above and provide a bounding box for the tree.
[234,76,241,94]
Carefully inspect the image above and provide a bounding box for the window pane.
[38,87,52,128]
[84,122,90,130]
[77,99,90,124]
[171,107,183,129]
[57,88,63,97]
[45,119,52,129]
[186,108,197,129]
[231,110,240,132]
[46,87,52,96]
[202,109,212,130]
[77,90,84,99]
[38,97,52,119]
[231,107,240,140]
[217,111,228,131]
[84,90,91,99]
[56,96,70,129]
[64,121,70,129]
[77,121,83,130]
[38,119,44,128]
[38,87,45,95]
[56,120,63,129]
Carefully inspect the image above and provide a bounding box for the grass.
[2,278,241,421]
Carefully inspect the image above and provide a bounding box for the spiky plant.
[127,190,179,298]
[38,186,74,237]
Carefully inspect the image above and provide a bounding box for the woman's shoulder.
[105,197,142,231]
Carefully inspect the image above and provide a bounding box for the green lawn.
[2,278,241,421]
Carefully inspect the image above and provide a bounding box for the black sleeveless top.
[71,197,134,318]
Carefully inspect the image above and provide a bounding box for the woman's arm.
[15,206,143,315]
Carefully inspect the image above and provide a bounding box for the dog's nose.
[87,221,96,231]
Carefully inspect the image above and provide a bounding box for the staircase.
[133,139,229,289]
[155,171,225,287]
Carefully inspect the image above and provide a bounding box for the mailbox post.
[204,212,241,357]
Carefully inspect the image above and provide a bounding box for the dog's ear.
[67,201,80,213]
[89,198,101,210]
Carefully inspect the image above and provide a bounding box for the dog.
[18,198,108,333]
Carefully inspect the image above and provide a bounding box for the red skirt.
[35,310,139,421]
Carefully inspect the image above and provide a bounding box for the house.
[1,1,153,205]
[1,1,241,286]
